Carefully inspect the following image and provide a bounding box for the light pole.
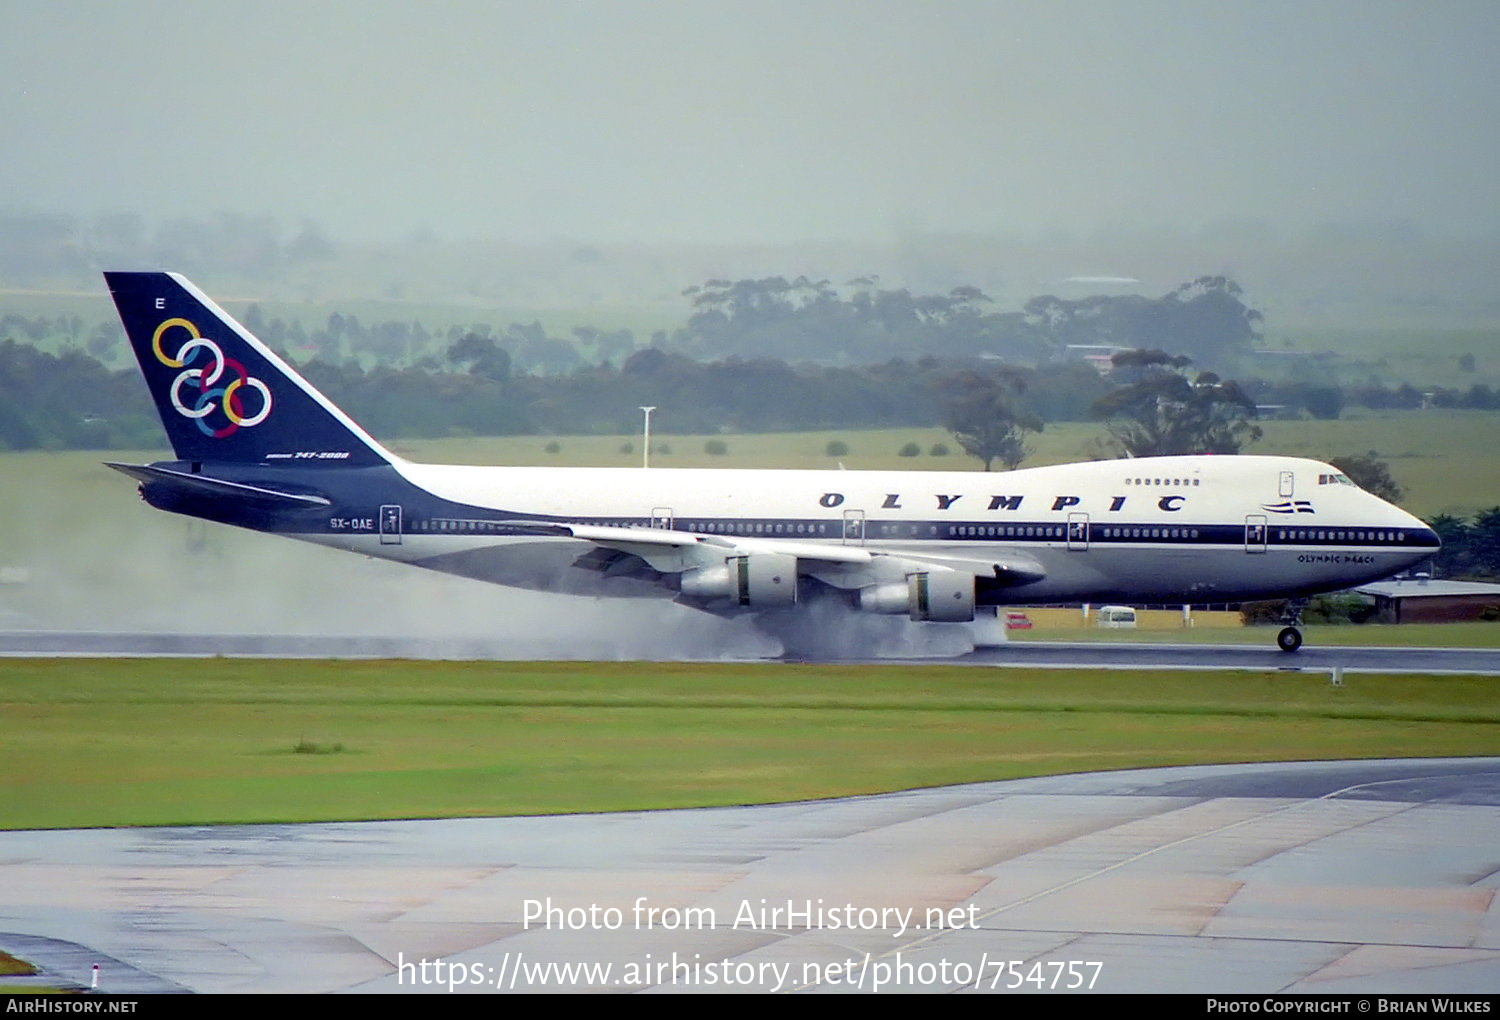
[639,406,656,469]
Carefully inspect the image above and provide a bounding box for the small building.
[1355,579,1500,624]
[1063,344,1134,375]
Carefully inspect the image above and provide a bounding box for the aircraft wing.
[497,519,1046,588]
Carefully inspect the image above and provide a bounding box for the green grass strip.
[0,951,38,977]
[1,658,1495,830]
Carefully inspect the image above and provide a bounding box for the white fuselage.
[297,454,1436,608]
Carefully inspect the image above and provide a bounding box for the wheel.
[1276,626,1303,653]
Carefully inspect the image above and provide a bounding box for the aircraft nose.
[1398,508,1440,550]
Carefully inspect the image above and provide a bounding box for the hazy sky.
[3,0,1497,244]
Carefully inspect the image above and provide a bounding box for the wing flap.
[497,519,703,548]
[496,520,876,564]
[883,550,1047,585]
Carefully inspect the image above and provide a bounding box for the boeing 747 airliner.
[104,272,1440,653]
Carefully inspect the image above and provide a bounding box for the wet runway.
[2,757,1497,994]
[2,629,1498,673]
[951,640,1500,673]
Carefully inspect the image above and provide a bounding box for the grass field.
[1271,326,1500,389]
[2,658,1495,831]
[0,950,36,977]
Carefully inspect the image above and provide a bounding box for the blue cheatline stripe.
[389,515,1437,550]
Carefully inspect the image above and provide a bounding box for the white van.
[1096,605,1137,628]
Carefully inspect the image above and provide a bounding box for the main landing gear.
[1276,598,1308,653]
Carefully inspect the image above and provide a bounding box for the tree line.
[1427,509,1500,581]
[0,329,1113,449]
[678,274,1261,368]
[0,323,1491,461]
[0,330,1245,455]
[11,271,1267,372]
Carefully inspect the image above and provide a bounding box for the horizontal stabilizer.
[105,462,331,508]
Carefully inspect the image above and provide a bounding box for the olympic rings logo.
[151,318,273,438]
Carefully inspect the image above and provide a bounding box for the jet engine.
[857,570,975,623]
[681,553,798,608]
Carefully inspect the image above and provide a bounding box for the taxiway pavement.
[2,758,1497,994]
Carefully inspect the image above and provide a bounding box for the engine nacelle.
[857,582,910,615]
[681,553,797,608]
[857,571,976,623]
[910,570,976,622]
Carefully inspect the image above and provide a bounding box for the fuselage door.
[1244,514,1268,554]
[842,508,866,546]
[1279,470,1294,498]
[379,504,403,545]
[650,507,674,530]
[1067,512,1090,551]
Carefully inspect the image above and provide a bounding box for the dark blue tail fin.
[105,272,392,467]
